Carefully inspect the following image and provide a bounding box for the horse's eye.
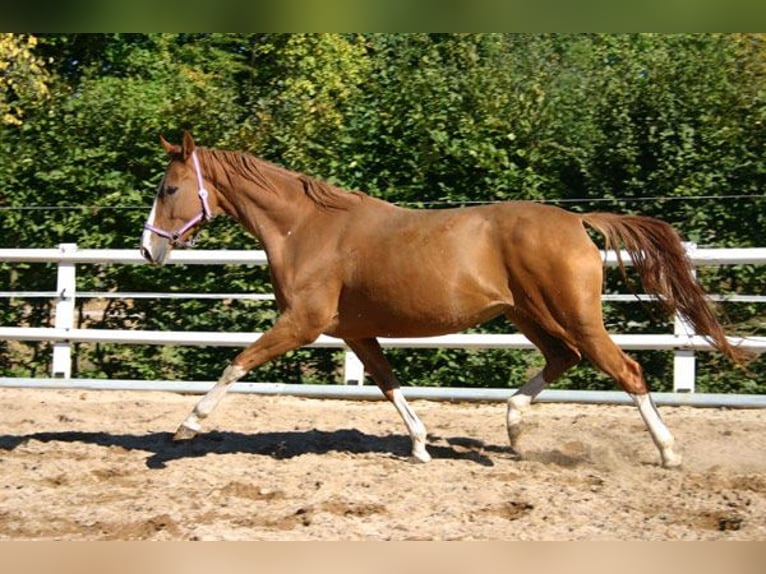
[164,185,179,196]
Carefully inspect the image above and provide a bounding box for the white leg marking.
[391,389,431,463]
[631,393,682,468]
[507,371,547,446]
[174,364,248,441]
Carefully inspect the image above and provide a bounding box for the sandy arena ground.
[0,387,764,540]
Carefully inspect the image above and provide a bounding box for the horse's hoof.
[661,451,683,469]
[409,448,432,463]
[173,424,199,441]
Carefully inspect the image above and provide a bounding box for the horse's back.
[327,199,601,339]
[339,198,599,288]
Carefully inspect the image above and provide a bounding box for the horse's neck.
[219,162,311,253]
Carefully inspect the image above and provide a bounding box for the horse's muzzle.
[140,237,171,265]
[140,244,154,263]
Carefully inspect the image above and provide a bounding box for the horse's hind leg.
[576,329,682,468]
[505,313,582,449]
[345,338,431,463]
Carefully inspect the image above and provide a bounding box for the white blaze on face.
[140,200,159,262]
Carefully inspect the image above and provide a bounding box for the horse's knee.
[221,363,249,383]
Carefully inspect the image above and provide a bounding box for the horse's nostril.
[140,245,153,263]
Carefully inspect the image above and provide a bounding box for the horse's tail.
[582,212,748,364]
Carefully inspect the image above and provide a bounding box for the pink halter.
[143,150,213,247]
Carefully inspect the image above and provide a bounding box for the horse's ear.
[160,135,180,155]
[181,131,196,160]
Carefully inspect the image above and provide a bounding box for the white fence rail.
[1,243,765,395]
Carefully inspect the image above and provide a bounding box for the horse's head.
[140,131,216,264]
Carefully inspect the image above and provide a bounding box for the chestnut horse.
[141,132,743,468]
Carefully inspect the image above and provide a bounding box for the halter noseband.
[144,150,213,247]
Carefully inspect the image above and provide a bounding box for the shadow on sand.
[0,427,515,469]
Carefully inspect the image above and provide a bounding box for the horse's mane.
[298,174,365,211]
[200,148,364,211]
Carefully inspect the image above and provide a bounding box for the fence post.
[51,243,77,379]
[343,351,366,385]
[672,242,697,393]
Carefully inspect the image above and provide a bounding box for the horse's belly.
[330,288,509,339]
[330,213,513,338]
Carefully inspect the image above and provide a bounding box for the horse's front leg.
[174,315,322,441]
[173,363,247,440]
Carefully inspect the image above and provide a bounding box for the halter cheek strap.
[144,150,213,247]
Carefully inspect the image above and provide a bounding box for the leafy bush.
[1,33,764,393]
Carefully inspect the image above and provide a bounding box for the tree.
[1,33,763,392]
[0,34,49,126]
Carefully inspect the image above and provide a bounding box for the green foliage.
[0,34,50,126]
[1,33,764,394]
